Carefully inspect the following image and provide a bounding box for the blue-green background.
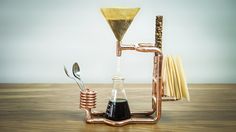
[0,0,235,83]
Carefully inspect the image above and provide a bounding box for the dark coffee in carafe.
[105,98,131,121]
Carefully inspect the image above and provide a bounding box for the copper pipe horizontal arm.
[117,42,162,56]
[135,46,162,53]
[120,44,136,50]
[138,43,155,47]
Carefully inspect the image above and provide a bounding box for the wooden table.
[0,84,235,132]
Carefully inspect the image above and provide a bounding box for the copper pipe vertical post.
[155,16,164,100]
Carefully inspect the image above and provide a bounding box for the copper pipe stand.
[79,16,177,126]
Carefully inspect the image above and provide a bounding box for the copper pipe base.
[80,91,176,126]
[81,108,160,126]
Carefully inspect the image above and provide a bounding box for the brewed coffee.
[105,98,131,121]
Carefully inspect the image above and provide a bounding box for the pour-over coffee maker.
[76,7,177,126]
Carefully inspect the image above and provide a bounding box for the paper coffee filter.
[100,8,140,20]
[100,8,140,41]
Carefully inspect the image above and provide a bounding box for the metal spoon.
[73,62,81,78]
[72,63,85,91]
[64,65,84,91]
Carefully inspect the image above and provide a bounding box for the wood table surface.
[0,84,235,132]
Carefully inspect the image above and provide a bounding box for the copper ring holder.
[79,16,177,126]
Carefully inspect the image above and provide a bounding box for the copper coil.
[80,95,96,98]
[80,89,96,109]
[80,99,96,103]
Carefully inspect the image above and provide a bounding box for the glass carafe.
[105,75,131,121]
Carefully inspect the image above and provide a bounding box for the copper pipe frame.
[79,16,176,126]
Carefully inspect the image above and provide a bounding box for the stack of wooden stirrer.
[162,56,190,101]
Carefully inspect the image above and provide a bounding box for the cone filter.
[101,8,140,41]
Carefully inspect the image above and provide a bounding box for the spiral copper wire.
[80,89,96,109]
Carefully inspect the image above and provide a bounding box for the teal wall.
[0,0,235,83]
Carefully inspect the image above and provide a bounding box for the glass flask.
[105,75,131,121]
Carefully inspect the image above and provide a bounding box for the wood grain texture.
[0,84,235,132]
